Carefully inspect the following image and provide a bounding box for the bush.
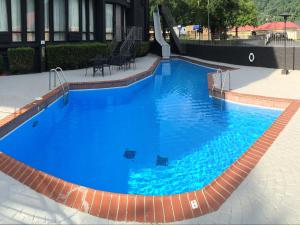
[8,47,35,74]
[0,55,4,73]
[46,43,110,70]
[135,42,150,57]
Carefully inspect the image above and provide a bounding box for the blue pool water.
[0,59,281,196]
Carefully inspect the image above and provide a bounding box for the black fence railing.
[180,38,300,47]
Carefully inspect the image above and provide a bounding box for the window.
[53,0,66,41]
[105,4,113,41]
[123,9,127,36]
[115,5,122,41]
[82,0,86,40]
[26,0,35,41]
[68,0,79,32]
[89,0,94,40]
[44,0,49,41]
[11,0,22,42]
[0,0,8,32]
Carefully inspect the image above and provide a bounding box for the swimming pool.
[0,59,281,196]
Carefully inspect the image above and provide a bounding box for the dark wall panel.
[183,44,299,70]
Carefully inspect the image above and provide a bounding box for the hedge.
[46,43,110,70]
[135,42,150,57]
[0,55,4,73]
[8,47,35,74]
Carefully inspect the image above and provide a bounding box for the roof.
[256,22,300,30]
[230,22,300,32]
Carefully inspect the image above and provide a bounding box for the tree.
[234,0,258,37]
[149,0,259,40]
[254,0,300,24]
[208,0,240,39]
[149,0,193,25]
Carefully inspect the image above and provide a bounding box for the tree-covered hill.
[254,0,300,23]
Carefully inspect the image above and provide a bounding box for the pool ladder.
[49,67,69,105]
[212,69,231,97]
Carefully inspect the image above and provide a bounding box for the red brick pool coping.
[0,57,300,223]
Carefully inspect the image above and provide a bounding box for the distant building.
[182,25,210,40]
[228,25,256,39]
[229,22,300,40]
[255,22,300,40]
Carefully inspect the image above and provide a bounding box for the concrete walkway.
[181,55,300,100]
[1,54,300,224]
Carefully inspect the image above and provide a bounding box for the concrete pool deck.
[0,55,158,120]
[0,54,300,224]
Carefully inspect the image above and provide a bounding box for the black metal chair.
[109,54,126,71]
[85,55,111,77]
[92,58,105,77]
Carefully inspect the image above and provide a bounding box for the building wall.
[0,0,149,72]
[0,0,148,45]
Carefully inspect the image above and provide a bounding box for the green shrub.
[0,55,4,73]
[135,42,150,57]
[8,47,35,74]
[46,43,110,70]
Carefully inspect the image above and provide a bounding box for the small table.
[86,57,111,77]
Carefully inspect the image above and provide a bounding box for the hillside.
[254,0,300,24]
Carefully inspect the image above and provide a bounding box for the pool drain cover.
[32,121,39,128]
[156,155,168,166]
[124,150,136,159]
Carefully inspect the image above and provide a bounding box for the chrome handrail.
[212,69,230,97]
[49,68,69,105]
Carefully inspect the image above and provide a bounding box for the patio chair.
[109,55,126,71]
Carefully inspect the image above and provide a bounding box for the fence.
[180,38,300,48]
[181,42,300,70]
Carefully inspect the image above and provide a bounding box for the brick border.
[0,57,299,223]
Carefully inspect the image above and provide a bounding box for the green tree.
[149,0,193,25]
[234,0,258,37]
[254,0,300,23]
[149,0,259,39]
[208,0,240,39]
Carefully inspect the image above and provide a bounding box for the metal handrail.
[212,69,222,93]
[221,71,227,95]
[120,26,142,55]
[49,68,69,105]
[55,67,67,84]
[212,69,230,97]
